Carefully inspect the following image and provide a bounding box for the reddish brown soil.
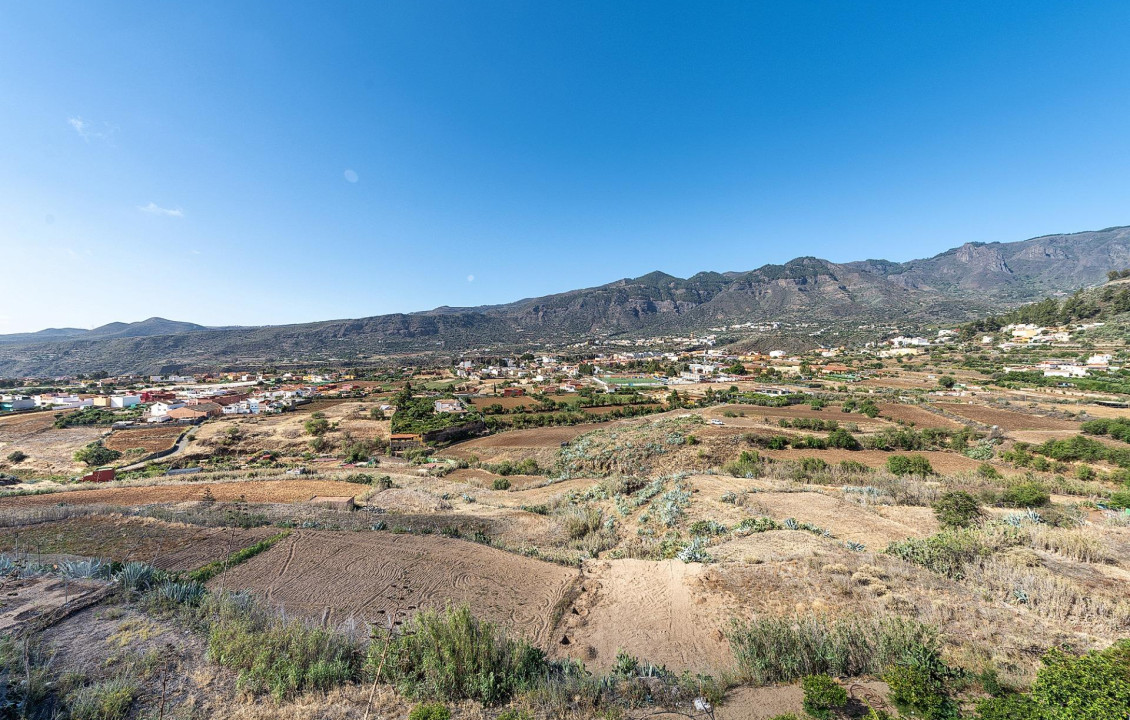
[104,426,183,454]
[0,479,366,508]
[936,403,1080,431]
[0,516,275,570]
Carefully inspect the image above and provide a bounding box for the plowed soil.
[450,425,599,450]
[936,403,1079,431]
[0,479,366,508]
[879,404,964,429]
[210,530,579,644]
[0,516,275,570]
[104,426,183,454]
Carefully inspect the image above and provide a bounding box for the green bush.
[1108,490,1130,510]
[801,674,848,719]
[839,460,872,474]
[826,428,861,451]
[797,456,829,474]
[73,441,122,467]
[492,477,512,491]
[884,645,959,719]
[1035,435,1108,462]
[975,694,1038,719]
[725,450,762,478]
[1030,640,1130,719]
[371,605,546,705]
[407,703,451,720]
[207,595,359,700]
[726,613,938,685]
[6,450,27,463]
[932,491,982,528]
[1000,483,1050,508]
[886,454,934,476]
[977,462,1002,479]
[304,416,330,436]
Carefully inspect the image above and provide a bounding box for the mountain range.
[2,225,1128,378]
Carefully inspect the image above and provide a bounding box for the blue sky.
[2,2,1129,333]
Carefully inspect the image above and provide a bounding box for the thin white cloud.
[68,116,115,142]
[139,202,184,218]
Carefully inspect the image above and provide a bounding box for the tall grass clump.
[726,613,938,685]
[371,605,546,705]
[206,593,360,700]
[884,529,990,579]
[66,678,138,720]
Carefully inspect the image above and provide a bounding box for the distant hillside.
[1,226,1128,377]
[962,277,1130,336]
[0,317,210,345]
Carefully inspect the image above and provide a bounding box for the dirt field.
[879,403,965,429]
[554,559,736,672]
[0,575,105,632]
[737,491,933,547]
[449,424,599,450]
[936,403,1080,431]
[0,411,104,474]
[190,401,390,458]
[104,425,183,454]
[0,516,275,570]
[467,396,535,410]
[704,403,864,422]
[0,478,368,508]
[211,530,579,644]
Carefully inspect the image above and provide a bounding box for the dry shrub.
[966,557,1130,627]
[1024,526,1115,564]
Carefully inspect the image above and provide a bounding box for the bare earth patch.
[209,529,579,645]
[0,479,367,508]
[553,559,735,672]
[936,403,1080,431]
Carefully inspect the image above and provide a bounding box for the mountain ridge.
[2,225,1128,377]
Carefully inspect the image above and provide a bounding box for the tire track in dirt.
[209,530,579,645]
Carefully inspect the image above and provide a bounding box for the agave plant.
[1002,509,1043,527]
[19,562,51,578]
[783,517,800,530]
[0,554,15,575]
[676,537,712,563]
[60,558,113,579]
[843,541,867,552]
[117,561,154,592]
[156,579,206,606]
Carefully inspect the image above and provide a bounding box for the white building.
[1087,354,1113,368]
[150,400,186,417]
[111,395,141,408]
[1,395,35,411]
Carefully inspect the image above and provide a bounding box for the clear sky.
[2,2,1129,333]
